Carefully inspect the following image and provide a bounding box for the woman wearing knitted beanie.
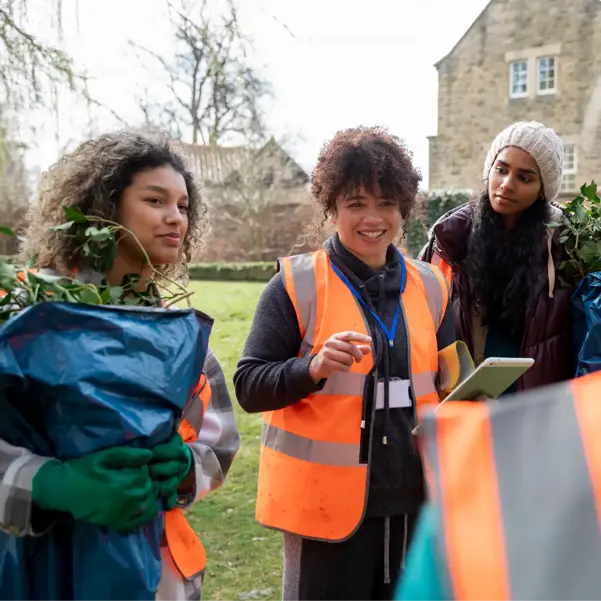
[419,121,572,394]
[395,122,573,600]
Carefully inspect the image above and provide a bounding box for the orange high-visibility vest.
[431,252,452,287]
[164,372,211,580]
[256,249,449,541]
[421,371,601,600]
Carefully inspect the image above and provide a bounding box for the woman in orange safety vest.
[234,126,471,600]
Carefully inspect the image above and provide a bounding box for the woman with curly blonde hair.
[1,131,239,600]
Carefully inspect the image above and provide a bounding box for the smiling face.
[488,146,544,220]
[116,165,189,272]
[331,185,401,270]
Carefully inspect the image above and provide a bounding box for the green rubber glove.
[150,432,192,510]
[32,446,159,532]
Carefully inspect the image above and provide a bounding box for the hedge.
[188,261,276,282]
[405,191,470,257]
[0,257,277,282]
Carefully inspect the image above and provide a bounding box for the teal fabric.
[484,318,522,396]
[395,505,450,600]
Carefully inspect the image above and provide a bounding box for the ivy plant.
[0,207,192,323]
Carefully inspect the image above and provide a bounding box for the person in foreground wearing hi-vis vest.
[234,126,473,600]
[0,132,239,600]
[396,370,601,601]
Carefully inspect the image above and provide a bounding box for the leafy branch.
[0,207,193,323]
[551,181,601,285]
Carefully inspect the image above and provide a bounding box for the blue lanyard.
[330,250,407,348]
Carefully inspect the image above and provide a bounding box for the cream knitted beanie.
[483,121,565,201]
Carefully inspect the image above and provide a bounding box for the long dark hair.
[462,191,550,335]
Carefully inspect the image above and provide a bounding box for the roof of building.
[434,0,494,68]
[179,137,309,187]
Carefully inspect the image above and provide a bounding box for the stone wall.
[429,0,601,199]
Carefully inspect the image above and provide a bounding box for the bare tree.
[0,104,30,253]
[0,0,78,107]
[133,0,270,145]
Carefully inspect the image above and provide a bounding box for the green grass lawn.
[185,280,282,601]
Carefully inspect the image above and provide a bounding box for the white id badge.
[375,378,412,410]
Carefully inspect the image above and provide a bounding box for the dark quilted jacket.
[419,202,574,391]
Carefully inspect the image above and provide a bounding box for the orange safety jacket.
[420,371,601,600]
[256,249,449,541]
[164,358,212,580]
[430,253,452,287]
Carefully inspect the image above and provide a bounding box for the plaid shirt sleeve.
[0,440,56,537]
[179,347,240,507]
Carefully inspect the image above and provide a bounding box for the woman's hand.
[32,447,159,532]
[149,432,193,510]
[309,331,372,383]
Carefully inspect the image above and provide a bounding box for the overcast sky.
[23,0,490,186]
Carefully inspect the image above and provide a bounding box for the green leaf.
[85,226,112,243]
[98,243,118,272]
[64,207,88,223]
[546,222,562,229]
[78,287,101,305]
[109,286,125,303]
[580,241,598,264]
[29,271,64,285]
[0,262,16,279]
[124,297,141,306]
[581,181,598,200]
[575,204,589,224]
[49,221,75,232]
[0,226,15,237]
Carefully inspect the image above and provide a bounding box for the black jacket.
[234,234,456,516]
[420,202,574,391]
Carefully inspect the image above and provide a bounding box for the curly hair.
[302,126,421,246]
[20,131,206,282]
[462,191,551,335]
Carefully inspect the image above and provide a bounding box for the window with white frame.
[560,144,577,193]
[510,60,528,98]
[537,56,557,94]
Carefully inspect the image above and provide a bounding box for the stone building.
[428,0,601,199]
[181,138,312,262]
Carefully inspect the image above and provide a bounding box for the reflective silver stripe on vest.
[314,371,366,396]
[284,254,318,356]
[411,260,446,327]
[182,379,208,432]
[424,383,601,599]
[262,423,361,467]
[490,383,601,599]
[312,370,437,399]
[412,371,438,399]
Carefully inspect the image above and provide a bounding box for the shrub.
[406,191,470,257]
[188,262,276,282]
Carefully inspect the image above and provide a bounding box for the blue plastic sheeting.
[0,302,213,600]
[572,272,601,377]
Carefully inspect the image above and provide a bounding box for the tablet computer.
[440,357,535,403]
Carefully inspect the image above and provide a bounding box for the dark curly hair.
[21,131,206,282]
[462,191,551,334]
[305,126,421,244]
